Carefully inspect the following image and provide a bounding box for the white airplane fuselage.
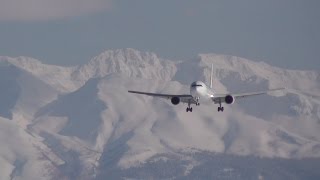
[190,81,214,103]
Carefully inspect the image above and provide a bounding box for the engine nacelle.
[171,97,180,105]
[225,95,235,104]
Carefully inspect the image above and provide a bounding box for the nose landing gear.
[195,97,200,106]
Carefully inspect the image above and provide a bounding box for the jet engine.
[225,95,235,104]
[171,97,180,105]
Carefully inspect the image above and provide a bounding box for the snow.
[0,48,319,179]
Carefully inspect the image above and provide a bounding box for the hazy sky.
[0,0,319,70]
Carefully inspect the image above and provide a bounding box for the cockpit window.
[191,84,203,87]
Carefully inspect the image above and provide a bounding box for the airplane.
[128,64,284,112]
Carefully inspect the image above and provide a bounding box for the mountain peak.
[197,53,266,69]
[90,48,159,64]
[74,48,177,81]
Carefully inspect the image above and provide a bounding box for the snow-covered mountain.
[0,48,319,179]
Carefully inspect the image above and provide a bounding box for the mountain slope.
[0,48,319,179]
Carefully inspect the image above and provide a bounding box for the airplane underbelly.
[191,88,211,103]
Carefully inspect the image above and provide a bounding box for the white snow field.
[0,48,319,179]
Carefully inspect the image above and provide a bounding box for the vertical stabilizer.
[210,63,213,89]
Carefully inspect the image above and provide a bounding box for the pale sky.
[0,0,319,70]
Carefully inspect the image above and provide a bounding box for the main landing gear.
[217,101,224,112]
[186,107,193,112]
[186,100,193,112]
[186,98,200,112]
[218,106,224,112]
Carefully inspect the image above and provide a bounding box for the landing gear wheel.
[186,100,193,112]
[218,107,224,112]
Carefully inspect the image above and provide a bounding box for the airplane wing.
[212,88,285,104]
[128,90,197,104]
